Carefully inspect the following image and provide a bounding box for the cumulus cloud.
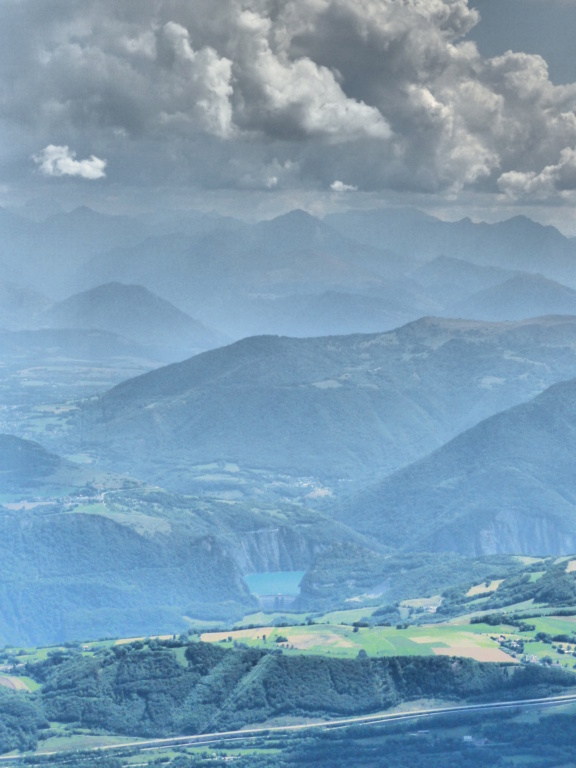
[330,180,358,192]
[1,0,576,202]
[498,146,576,199]
[228,8,391,142]
[158,21,234,139]
[32,145,107,179]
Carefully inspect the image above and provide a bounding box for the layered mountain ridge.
[4,203,576,643]
[62,315,576,494]
[4,204,576,339]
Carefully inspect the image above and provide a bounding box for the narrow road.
[3,692,576,762]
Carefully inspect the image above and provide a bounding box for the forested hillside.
[1,637,573,753]
[343,378,576,555]
[62,316,576,490]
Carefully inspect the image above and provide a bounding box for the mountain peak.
[42,282,223,358]
[273,208,318,223]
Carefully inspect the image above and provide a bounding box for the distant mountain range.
[447,273,576,321]
[41,282,225,361]
[0,205,242,298]
[4,204,576,339]
[5,200,576,617]
[412,256,515,304]
[325,209,576,286]
[79,210,405,332]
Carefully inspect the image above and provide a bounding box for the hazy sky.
[2,0,576,229]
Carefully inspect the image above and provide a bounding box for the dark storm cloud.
[2,0,576,201]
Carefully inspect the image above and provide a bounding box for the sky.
[2,0,576,230]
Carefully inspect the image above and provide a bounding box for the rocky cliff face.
[234,525,319,573]
[429,511,576,557]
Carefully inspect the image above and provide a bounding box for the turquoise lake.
[244,571,306,596]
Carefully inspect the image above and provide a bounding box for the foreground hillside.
[1,635,573,758]
[64,315,576,490]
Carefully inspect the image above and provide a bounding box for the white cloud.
[230,8,391,142]
[2,0,576,202]
[32,145,107,179]
[330,180,357,192]
[498,146,576,199]
[159,22,234,139]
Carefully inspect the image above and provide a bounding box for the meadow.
[199,606,576,669]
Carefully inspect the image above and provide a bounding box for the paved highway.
[2,692,576,763]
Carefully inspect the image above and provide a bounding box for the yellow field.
[466,580,504,597]
[201,620,521,662]
[432,647,516,662]
[288,631,356,650]
[0,676,32,691]
[115,634,175,645]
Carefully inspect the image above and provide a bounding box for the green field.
[34,731,144,754]
[530,615,576,635]
[197,609,576,669]
[4,607,576,690]
[318,607,378,624]
[202,620,514,662]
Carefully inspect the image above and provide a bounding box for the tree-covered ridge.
[1,637,569,753]
[343,376,576,555]
[65,316,576,489]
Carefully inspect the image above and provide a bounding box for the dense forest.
[2,637,576,758]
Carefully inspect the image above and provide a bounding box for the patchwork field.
[4,606,576,688]
[202,620,522,662]
[0,675,38,691]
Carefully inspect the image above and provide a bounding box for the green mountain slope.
[68,316,576,490]
[341,378,576,556]
[0,434,79,493]
[0,508,252,646]
[21,639,575,742]
[0,463,378,645]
